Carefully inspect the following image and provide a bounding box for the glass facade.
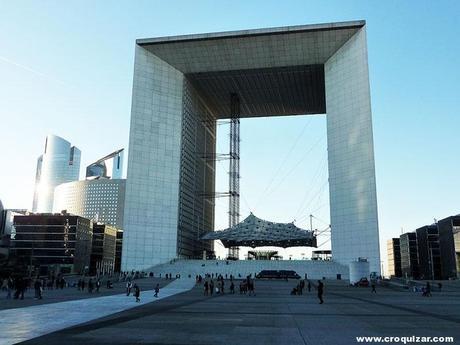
[416,225,441,280]
[438,215,460,279]
[387,238,402,277]
[32,135,81,213]
[86,149,124,180]
[400,232,419,279]
[11,214,92,274]
[90,223,117,275]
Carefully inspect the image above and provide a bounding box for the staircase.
[146,259,349,280]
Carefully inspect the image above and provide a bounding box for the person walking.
[317,280,324,304]
[154,283,160,298]
[133,283,141,302]
[88,279,94,293]
[6,277,13,299]
[371,281,377,293]
[424,282,432,297]
[307,281,311,292]
[126,280,132,296]
[34,277,43,300]
[96,279,101,293]
[230,281,235,294]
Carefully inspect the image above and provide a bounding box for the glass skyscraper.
[32,135,81,213]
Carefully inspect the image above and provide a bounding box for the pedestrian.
[1,278,7,291]
[88,278,94,293]
[204,281,209,296]
[34,277,43,299]
[210,280,214,295]
[14,277,25,300]
[126,280,132,296]
[317,280,324,304]
[371,281,376,293]
[424,282,432,297]
[133,283,140,302]
[96,279,101,293]
[307,281,311,292]
[154,283,160,298]
[6,277,13,299]
[230,281,235,294]
[248,277,255,296]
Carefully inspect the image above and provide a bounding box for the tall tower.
[32,135,81,213]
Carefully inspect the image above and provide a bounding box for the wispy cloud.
[0,55,69,86]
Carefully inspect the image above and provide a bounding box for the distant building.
[387,238,402,278]
[53,179,126,230]
[416,225,441,280]
[32,135,81,213]
[11,213,92,275]
[115,229,123,273]
[437,215,460,279]
[0,209,28,238]
[86,149,124,180]
[400,232,419,279]
[90,223,117,276]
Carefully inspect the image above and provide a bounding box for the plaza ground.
[0,277,171,311]
[6,279,459,345]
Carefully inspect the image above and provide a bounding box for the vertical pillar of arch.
[325,27,381,274]
[122,46,184,271]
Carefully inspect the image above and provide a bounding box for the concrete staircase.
[146,259,349,280]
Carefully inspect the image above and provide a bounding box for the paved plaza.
[2,279,459,345]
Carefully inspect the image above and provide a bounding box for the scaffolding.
[228,93,240,259]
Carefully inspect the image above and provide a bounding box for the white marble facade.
[325,27,380,274]
[122,46,184,270]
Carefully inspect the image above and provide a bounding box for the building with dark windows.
[90,223,117,275]
[115,229,123,272]
[32,135,81,213]
[437,215,460,279]
[387,238,402,278]
[400,232,419,279]
[11,213,92,275]
[416,225,441,280]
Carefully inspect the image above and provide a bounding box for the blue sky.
[1,1,459,266]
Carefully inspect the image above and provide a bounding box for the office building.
[387,238,402,278]
[400,232,419,279]
[123,21,380,272]
[90,223,117,275]
[32,135,81,213]
[53,179,125,230]
[416,225,441,280]
[11,213,92,275]
[86,149,124,180]
[115,229,123,273]
[437,215,460,279]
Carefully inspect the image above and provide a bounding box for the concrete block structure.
[123,21,380,273]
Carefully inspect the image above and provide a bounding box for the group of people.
[200,274,255,296]
[125,279,161,302]
[77,278,104,293]
[291,279,324,304]
[290,279,311,295]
